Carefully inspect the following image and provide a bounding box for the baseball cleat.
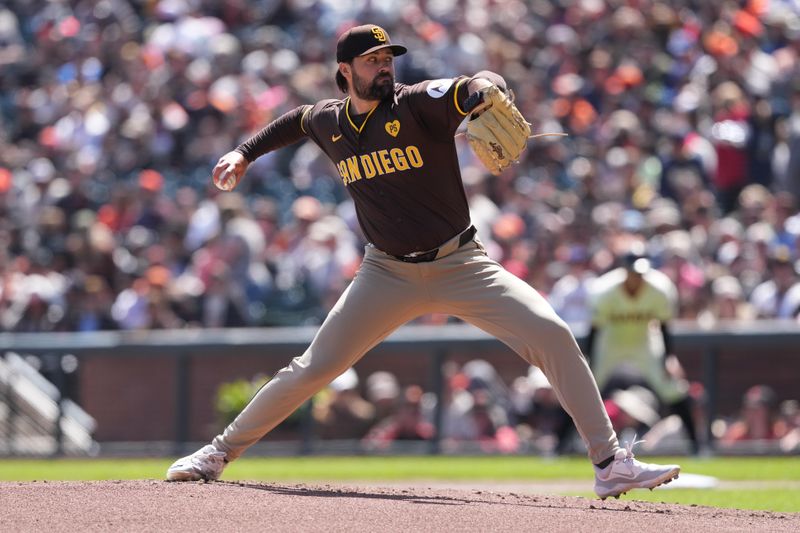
[594,438,680,500]
[166,444,227,482]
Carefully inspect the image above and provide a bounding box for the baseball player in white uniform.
[587,244,700,453]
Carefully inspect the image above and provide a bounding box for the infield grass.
[1,455,798,513]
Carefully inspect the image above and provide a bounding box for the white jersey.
[589,266,685,402]
[589,267,677,360]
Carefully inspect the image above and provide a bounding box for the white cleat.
[166,444,227,482]
[594,438,680,500]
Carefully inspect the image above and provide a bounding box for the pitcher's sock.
[594,455,614,469]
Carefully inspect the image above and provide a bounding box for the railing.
[0,352,97,456]
[1,320,798,456]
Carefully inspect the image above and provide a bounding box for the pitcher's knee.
[538,315,576,341]
[528,318,581,360]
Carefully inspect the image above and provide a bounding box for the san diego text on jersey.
[335,145,424,186]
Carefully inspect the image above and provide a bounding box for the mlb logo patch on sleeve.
[426,79,454,98]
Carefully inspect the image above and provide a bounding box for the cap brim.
[357,44,407,58]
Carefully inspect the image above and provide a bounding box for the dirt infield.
[1,480,797,532]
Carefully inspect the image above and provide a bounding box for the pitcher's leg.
[434,251,618,463]
[213,255,426,460]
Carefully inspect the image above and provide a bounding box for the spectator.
[312,367,375,440]
[197,260,251,328]
[111,265,183,330]
[420,360,516,453]
[464,377,519,453]
[61,274,117,331]
[364,371,401,424]
[749,244,800,318]
[709,82,753,214]
[699,275,756,322]
[511,366,572,455]
[720,385,786,446]
[548,245,596,324]
[363,385,434,451]
[658,132,709,205]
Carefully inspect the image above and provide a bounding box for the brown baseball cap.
[336,24,407,63]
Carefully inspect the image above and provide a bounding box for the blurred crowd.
[3,0,800,332]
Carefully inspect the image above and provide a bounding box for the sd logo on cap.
[336,24,408,63]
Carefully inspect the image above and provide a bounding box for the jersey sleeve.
[403,76,472,140]
[235,105,310,162]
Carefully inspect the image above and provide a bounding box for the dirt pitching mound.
[1,480,797,532]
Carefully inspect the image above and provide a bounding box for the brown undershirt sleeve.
[234,106,309,162]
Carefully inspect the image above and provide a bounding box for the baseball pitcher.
[166,24,680,499]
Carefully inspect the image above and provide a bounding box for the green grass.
[1,456,798,513]
[567,488,800,513]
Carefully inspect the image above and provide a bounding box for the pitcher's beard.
[353,73,394,101]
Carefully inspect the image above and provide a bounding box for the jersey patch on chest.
[385,120,400,137]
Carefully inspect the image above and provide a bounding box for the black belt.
[393,226,477,263]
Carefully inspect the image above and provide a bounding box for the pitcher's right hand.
[212,151,248,191]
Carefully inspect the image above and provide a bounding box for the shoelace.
[622,434,646,462]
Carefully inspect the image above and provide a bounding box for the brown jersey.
[300,77,473,256]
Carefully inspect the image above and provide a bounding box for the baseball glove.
[465,85,531,175]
